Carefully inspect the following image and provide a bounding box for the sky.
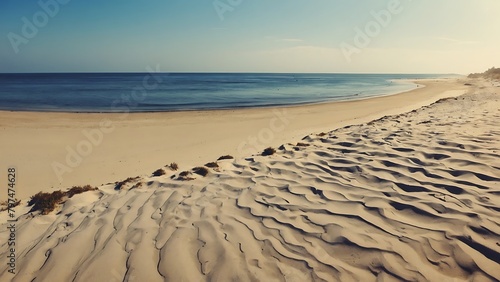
[0,0,499,74]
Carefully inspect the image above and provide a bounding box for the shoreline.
[0,75,463,114]
[0,78,470,201]
[0,78,458,118]
[0,79,423,114]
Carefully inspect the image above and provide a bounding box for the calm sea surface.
[0,73,456,112]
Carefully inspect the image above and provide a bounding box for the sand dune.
[1,80,499,281]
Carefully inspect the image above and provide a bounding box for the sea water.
[0,73,455,112]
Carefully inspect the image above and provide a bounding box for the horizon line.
[0,71,465,75]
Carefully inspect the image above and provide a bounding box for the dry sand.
[0,78,499,281]
[0,79,467,201]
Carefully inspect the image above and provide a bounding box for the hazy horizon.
[1,0,499,74]
[0,71,466,75]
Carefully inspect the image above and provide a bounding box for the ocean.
[0,73,455,112]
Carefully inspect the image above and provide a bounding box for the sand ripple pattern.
[1,87,499,281]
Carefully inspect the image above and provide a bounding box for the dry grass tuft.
[177,171,195,181]
[167,162,179,171]
[205,162,219,168]
[193,167,209,177]
[115,176,140,190]
[66,185,98,198]
[296,142,310,147]
[217,155,234,161]
[152,168,166,177]
[131,182,143,189]
[26,185,98,215]
[262,147,276,156]
[28,190,65,215]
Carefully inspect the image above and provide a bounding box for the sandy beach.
[0,79,468,201]
[0,77,499,281]
[3,0,500,280]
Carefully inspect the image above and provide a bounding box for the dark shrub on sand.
[115,176,140,190]
[193,167,209,177]
[262,147,276,156]
[217,155,234,160]
[152,168,166,177]
[66,185,97,198]
[167,163,179,171]
[28,191,65,215]
[205,162,219,168]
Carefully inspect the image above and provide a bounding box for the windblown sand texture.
[1,80,499,281]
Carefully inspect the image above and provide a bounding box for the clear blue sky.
[1,0,499,73]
